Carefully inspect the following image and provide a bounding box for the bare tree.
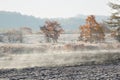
[0,34,4,42]
[5,29,23,43]
[20,27,32,34]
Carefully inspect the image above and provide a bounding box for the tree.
[5,29,23,43]
[79,15,105,42]
[40,20,64,43]
[106,0,120,42]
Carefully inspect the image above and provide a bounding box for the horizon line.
[0,10,110,19]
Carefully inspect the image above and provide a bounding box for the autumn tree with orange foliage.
[79,15,105,42]
[40,20,64,43]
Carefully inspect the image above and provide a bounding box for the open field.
[0,34,120,69]
[0,34,120,79]
[0,50,120,69]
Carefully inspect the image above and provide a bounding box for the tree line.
[0,0,119,43]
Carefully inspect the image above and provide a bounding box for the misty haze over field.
[0,0,120,79]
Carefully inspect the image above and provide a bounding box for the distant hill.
[0,11,108,31]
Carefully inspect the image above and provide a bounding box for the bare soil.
[0,63,120,80]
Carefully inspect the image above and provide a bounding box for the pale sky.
[0,0,110,18]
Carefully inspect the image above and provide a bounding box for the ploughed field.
[0,63,120,80]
